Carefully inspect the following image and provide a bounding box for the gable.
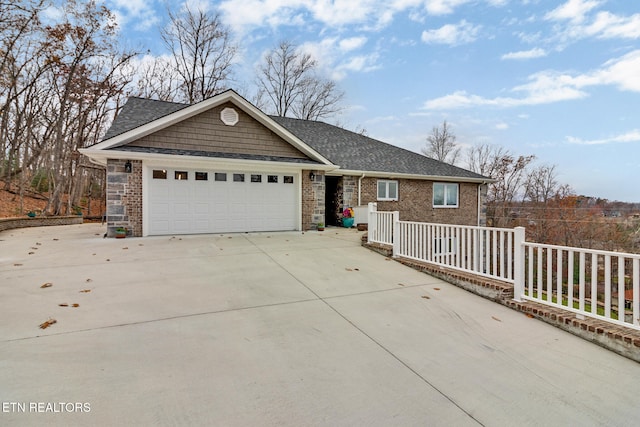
[120,101,310,160]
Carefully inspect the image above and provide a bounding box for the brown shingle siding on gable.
[126,102,309,160]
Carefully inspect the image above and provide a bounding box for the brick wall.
[106,159,142,237]
[360,177,480,226]
[302,170,325,230]
[0,216,84,233]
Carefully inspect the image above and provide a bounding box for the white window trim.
[433,183,459,208]
[377,180,398,201]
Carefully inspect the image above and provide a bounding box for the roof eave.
[78,148,337,172]
[327,168,494,183]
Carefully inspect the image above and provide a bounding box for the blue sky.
[102,0,639,202]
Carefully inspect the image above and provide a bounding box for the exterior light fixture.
[309,171,315,181]
[124,160,132,173]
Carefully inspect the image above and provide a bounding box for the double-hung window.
[377,180,398,201]
[433,183,458,207]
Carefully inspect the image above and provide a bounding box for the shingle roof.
[269,116,487,180]
[100,97,488,181]
[101,97,189,140]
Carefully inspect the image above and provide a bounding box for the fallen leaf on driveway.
[385,258,391,261]
[421,295,431,299]
[40,282,52,288]
[39,318,56,329]
[345,268,353,271]
[28,252,34,255]
[79,289,91,293]
[397,283,405,286]
[13,263,23,267]
[122,247,128,250]
[59,303,68,307]
[106,259,110,262]
[491,316,502,322]
[53,238,59,241]
[525,313,535,318]
[35,242,41,246]
[85,278,92,283]
[434,288,440,291]
[72,303,79,308]
[138,243,144,246]
[354,268,360,271]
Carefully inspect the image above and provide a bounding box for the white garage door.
[147,168,298,235]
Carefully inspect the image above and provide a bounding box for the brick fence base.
[0,216,84,233]
[363,238,640,364]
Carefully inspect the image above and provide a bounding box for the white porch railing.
[395,220,518,283]
[367,203,396,246]
[366,203,640,331]
[520,242,640,330]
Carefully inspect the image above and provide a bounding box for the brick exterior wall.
[106,159,142,237]
[302,170,325,230]
[359,177,481,226]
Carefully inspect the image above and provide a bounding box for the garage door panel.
[148,168,298,235]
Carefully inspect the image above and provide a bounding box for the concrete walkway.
[1,224,639,426]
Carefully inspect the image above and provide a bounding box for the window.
[233,173,245,182]
[377,180,398,201]
[267,175,278,183]
[251,174,262,183]
[153,170,167,179]
[283,176,294,184]
[433,183,458,207]
[195,172,208,181]
[175,171,188,180]
[215,173,227,182]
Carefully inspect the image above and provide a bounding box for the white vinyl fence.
[366,203,640,331]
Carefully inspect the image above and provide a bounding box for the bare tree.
[466,142,535,227]
[0,0,135,215]
[421,120,460,165]
[130,56,181,102]
[524,164,561,204]
[255,40,343,120]
[161,5,237,103]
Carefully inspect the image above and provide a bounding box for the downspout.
[477,181,486,227]
[358,173,366,206]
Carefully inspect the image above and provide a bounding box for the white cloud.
[108,0,160,32]
[299,37,380,81]
[585,11,640,39]
[339,37,368,52]
[423,0,473,15]
[421,20,481,45]
[501,47,547,60]
[423,49,640,109]
[544,0,602,23]
[567,130,640,145]
[495,122,509,130]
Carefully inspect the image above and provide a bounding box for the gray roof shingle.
[100,97,488,181]
[269,116,487,180]
[101,97,189,140]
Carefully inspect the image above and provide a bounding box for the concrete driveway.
[1,224,640,426]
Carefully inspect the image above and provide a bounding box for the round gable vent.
[220,107,239,126]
